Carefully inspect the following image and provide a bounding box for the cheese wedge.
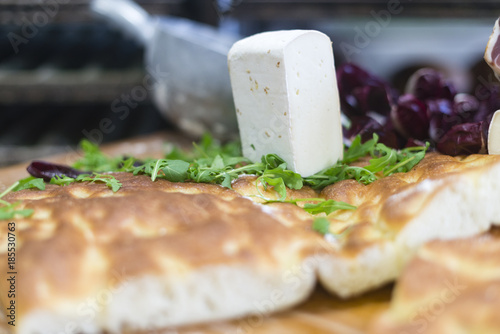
[228,30,343,177]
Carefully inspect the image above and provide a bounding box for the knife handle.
[91,0,155,45]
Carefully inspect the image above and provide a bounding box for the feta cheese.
[227,30,343,177]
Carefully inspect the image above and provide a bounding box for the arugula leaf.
[160,160,190,182]
[312,217,355,238]
[383,144,429,176]
[303,200,357,215]
[76,174,122,192]
[50,175,78,186]
[312,217,330,235]
[12,176,45,191]
[365,143,398,173]
[130,159,191,183]
[261,166,303,190]
[192,133,242,160]
[72,139,122,172]
[263,197,357,217]
[257,176,287,201]
[343,134,378,164]
[165,146,195,162]
[221,173,233,188]
[303,164,377,189]
[117,157,138,171]
[261,154,286,169]
[0,202,33,219]
[50,173,122,192]
[211,155,225,170]
[303,135,427,189]
[0,182,35,219]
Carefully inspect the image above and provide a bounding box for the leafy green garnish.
[49,175,77,186]
[72,139,123,172]
[312,217,354,238]
[12,176,45,192]
[130,159,190,182]
[304,134,428,190]
[50,173,122,192]
[9,132,427,230]
[303,200,357,215]
[342,134,378,164]
[0,202,33,220]
[77,174,122,192]
[126,134,427,221]
[0,181,35,219]
[263,197,356,216]
[312,217,331,235]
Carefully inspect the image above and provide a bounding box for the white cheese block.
[227,30,343,177]
[488,109,500,154]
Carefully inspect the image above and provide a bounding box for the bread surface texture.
[0,173,319,333]
[316,153,500,297]
[369,227,500,334]
[4,153,500,332]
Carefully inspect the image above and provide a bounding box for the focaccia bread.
[314,153,500,298]
[0,173,320,333]
[369,227,500,334]
[4,152,500,333]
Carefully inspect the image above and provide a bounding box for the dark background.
[0,0,499,166]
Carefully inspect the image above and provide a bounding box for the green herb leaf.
[303,200,357,215]
[192,133,242,160]
[221,173,233,188]
[161,160,190,182]
[261,167,303,190]
[0,202,33,219]
[211,155,225,170]
[257,176,287,201]
[50,173,122,192]
[50,175,78,186]
[343,134,378,164]
[76,174,122,192]
[304,135,427,189]
[261,154,286,169]
[72,139,122,172]
[365,143,398,173]
[12,176,45,191]
[312,217,330,235]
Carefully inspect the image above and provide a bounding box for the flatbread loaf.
[0,173,319,333]
[3,152,500,333]
[369,227,500,334]
[315,153,500,298]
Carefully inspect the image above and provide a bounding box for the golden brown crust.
[5,151,500,329]
[0,173,320,328]
[318,153,500,254]
[369,227,500,334]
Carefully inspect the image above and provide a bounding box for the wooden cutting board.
[0,132,391,333]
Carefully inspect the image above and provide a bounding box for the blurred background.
[0,0,499,166]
